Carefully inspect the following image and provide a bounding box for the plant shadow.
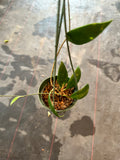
[70,116,95,137]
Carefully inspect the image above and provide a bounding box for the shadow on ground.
[70,116,95,137]
[88,59,120,82]
[33,16,56,39]
[0,45,53,87]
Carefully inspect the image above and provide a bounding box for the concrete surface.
[0,0,120,160]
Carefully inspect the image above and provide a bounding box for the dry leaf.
[4,40,9,43]
[48,111,51,117]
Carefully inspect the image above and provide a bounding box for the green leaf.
[10,96,24,106]
[70,84,89,100]
[48,90,64,117]
[66,20,112,45]
[57,61,68,87]
[66,67,81,89]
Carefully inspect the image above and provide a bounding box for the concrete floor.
[0,0,120,160]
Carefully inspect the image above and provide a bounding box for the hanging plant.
[39,61,88,117]
[0,0,112,117]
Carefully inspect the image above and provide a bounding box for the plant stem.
[50,0,71,84]
[63,0,78,90]
[50,0,71,85]
[0,93,49,98]
[67,0,71,31]
[53,0,61,105]
[0,92,69,98]
[50,1,65,86]
[50,39,66,85]
[57,1,64,45]
[55,0,61,53]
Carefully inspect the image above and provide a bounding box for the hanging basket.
[38,77,77,113]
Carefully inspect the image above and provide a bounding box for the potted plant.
[38,62,88,117]
[1,0,112,117]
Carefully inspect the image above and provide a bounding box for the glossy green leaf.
[66,20,112,45]
[48,90,64,117]
[10,96,24,106]
[66,67,81,89]
[70,84,89,100]
[57,61,68,87]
